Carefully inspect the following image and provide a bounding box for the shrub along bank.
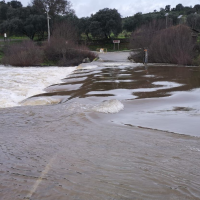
[1,21,97,67]
[129,23,200,66]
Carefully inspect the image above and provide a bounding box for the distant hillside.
[122,4,200,32]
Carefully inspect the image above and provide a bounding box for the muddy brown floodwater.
[1,61,200,200]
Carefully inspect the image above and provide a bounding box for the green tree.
[123,12,144,32]
[165,5,171,12]
[7,0,22,8]
[78,17,91,39]
[175,4,184,11]
[160,8,164,12]
[0,0,76,40]
[0,6,47,40]
[0,1,8,22]
[123,16,136,32]
[31,0,74,18]
[89,21,103,38]
[90,8,122,39]
[183,6,195,15]
[194,4,200,13]
[187,13,200,30]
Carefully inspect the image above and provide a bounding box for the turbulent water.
[1,60,200,200]
[0,66,75,108]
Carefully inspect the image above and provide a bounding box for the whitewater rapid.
[0,66,76,108]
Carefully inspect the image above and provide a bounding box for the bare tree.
[130,19,166,49]
[52,20,78,41]
[149,25,195,65]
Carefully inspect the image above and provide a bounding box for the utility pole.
[165,13,169,29]
[46,6,50,43]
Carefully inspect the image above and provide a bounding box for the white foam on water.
[77,64,98,69]
[0,65,76,108]
[189,147,200,152]
[92,61,143,68]
[153,81,183,88]
[143,75,155,78]
[97,80,135,83]
[21,97,62,106]
[93,99,124,114]
[101,62,143,67]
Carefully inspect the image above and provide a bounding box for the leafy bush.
[2,20,97,66]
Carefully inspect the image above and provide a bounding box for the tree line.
[0,0,200,40]
[123,4,200,32]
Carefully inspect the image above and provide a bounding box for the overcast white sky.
[17,0,200,17]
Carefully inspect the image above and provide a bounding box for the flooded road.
[22,63,200,136]
[1,54,200,199]
[1,104,200,200]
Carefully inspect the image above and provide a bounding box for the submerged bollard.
[100,48,104,53]
[144,48,148,64]
[144,48,148,74]
[4,33,7,42]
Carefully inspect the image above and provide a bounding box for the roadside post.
[144,48,148,64]
[100,48,104,53]
[4,33,7,42]
[113,40,120,51]
[144,48,148,73]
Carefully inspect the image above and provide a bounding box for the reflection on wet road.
[21,64,200,135]
[25,65,200,102]
[1,63,200,199]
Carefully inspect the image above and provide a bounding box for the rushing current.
[1,53,200,200]
[0,66,75,108]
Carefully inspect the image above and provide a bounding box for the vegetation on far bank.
[1,0,200,66]
[129,23,200,65]
[0,46,3,62]
[1,21,97,66]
